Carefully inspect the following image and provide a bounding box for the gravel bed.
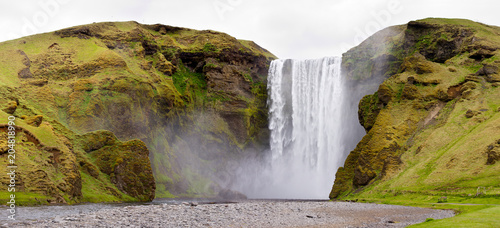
[5,201,454,228]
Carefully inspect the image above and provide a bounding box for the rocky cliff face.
[0,21,275,204]
[331,18,500,200]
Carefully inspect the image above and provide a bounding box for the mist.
[220,57,357,199]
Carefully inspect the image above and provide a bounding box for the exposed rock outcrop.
[486,140,500,165]
[2,100,17,114]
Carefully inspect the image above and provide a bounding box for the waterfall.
[242,57,348,199]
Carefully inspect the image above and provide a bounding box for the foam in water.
[242,57,347,199]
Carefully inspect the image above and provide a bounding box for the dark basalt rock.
[56,26,95,39]
[486,140,500,165]
[469,48,496,60]
[407,21,439,29]
[476,64,498,76]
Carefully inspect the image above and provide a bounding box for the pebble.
[7,201,454,228]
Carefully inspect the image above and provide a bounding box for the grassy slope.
[337,18,500,227]
[0,25,152,204]
[1,21,275,204]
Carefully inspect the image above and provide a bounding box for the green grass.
[171,63,206,95]
[155,184,177,198]
[80,172,136,203]
[114,21,138,32]
[368,87,499,192]
[202,42,219,53]
[0,49,25,87]
[238,39,277,59]
[0,192,50,206]
[410,205,500,227]
[69,38,109,63]
[341,193,500,227]
[419,18,500,44]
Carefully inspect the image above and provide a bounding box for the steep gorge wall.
[0,21,275,204]
[331,18,500,199]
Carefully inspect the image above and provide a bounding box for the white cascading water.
[244,57,347,199]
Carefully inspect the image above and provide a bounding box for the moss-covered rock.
[402,84,420,100]
[3,100,17,114]
[486,140,500,165]
[401,53,435,74]
[358,93,382,132]
[377,84,393,105]
[91,139,155,201]
[78,130,118,153]
[21,115,43,127]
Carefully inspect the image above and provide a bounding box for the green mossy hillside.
[331,18,500,205]
[0,21,275,204]
[0,111,150,205]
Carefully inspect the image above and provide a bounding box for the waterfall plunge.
[240,57,349,199]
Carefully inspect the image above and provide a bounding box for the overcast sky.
[1,0,499,59]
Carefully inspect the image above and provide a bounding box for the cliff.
[0,21,275,204]
[331,18,500,201]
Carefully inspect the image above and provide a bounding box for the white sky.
[1,0,499,59]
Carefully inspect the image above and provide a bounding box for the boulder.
[28,79,49,87]
[78,130,118,153]
[91,139,156,201]
[358,94,382,132]
[155,53,176,76]
[402,84,420,100]
[475,64,498,76]
[3,101,17,114]
[378,84,393,105]
[354,166,376,186]
[460,81,477,93]
[18,68,33,78]
[401,53,434,74]
[216,189,247,201]
[22,115,43,127]
[465,110,479,118]
[0,134,8,154]
[465,75,481,82]
[487,74,500,83]
[486,140,500,165]
[469,48,496,60]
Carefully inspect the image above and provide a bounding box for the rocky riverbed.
[5,201,454,227]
